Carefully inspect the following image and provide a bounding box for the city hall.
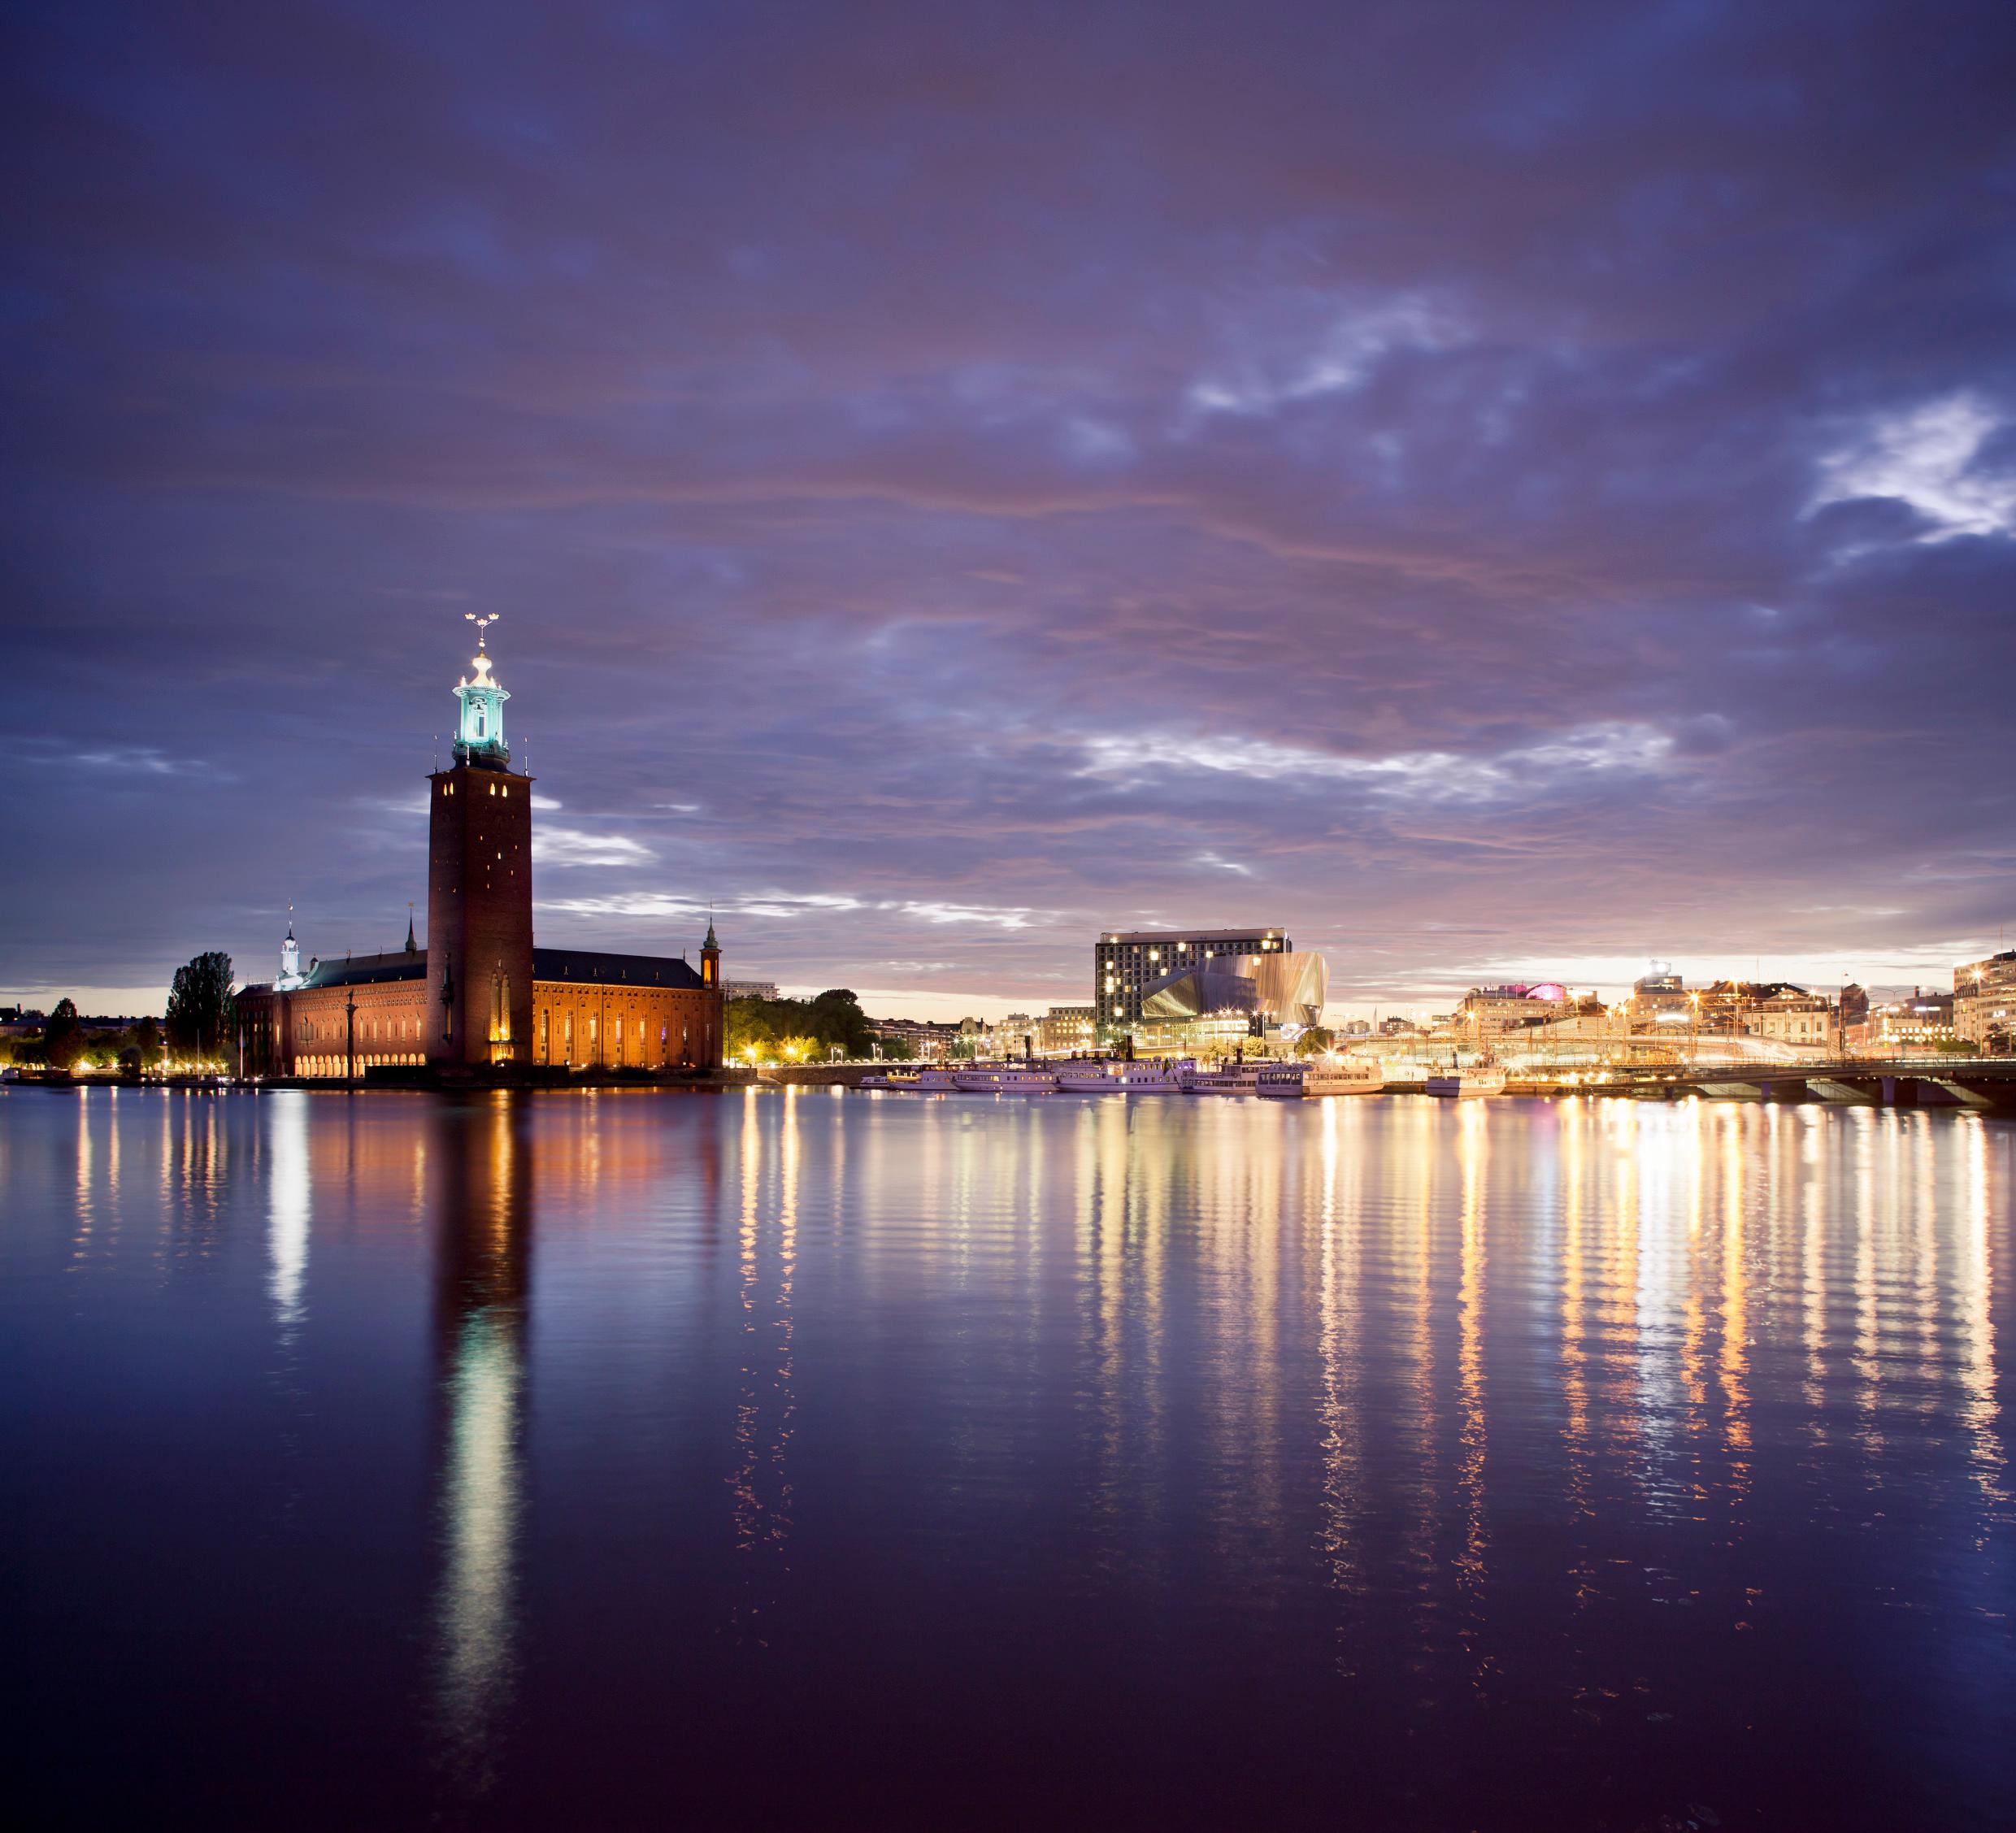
[235,625,725,1078]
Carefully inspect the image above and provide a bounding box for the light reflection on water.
[429,1094,528,1786]
[3,1087,2014,1831]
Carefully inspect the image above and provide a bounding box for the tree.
[44,997,85,1070]
[878,1034,915,1062]
[1293,1026,1336,1057]
[135,1016,163,1069]
[726,988,880,1062]
[808,988,875,1058]
[166,953,236,1061]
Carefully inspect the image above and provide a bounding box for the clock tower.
[426,615,535,1066]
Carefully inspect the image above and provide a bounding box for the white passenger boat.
[1424,1056,1508,1097]
[860,1069,922,1089]
[1301,1056,1385,1096]
[1184,1062,1306,1097]
[952,1064,1058,1093]
[912,1066,962,1090]
[1054,1058,1189,1093]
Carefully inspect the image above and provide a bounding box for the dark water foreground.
[3,1087,2012,1831]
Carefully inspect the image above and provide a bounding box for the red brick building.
[237,627,723,1079]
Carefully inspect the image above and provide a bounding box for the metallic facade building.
[1138,949,1329,1032]
[1094,927,1289,1040]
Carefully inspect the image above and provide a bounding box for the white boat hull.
[1184,1065,1306,1097]
[952,1068,1058,1093]
[1426,1067,1507,1097]
[1054,1062,1188,1093]
[1301,1063,1384,1096]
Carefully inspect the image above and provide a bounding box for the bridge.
[1545,1055,2016,1114]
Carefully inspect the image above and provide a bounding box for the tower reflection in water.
[427,1093,531,1785]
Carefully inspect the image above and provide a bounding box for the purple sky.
[5,0,2014,1019]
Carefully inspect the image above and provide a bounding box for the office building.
[1956,949,2016,1050]
[1038,1006,1097,1055]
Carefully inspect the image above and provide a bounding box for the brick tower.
[426,615,534,1067]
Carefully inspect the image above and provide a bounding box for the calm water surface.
[4,1086,2014,1830]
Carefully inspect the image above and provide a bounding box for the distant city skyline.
[28,940,2007,1032]
[4,2,2012,1024]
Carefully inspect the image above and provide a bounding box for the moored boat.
[1301,1055,1384,1096]
[1054,1058,1189,1093]
[952,1064,1058,1093]
[1184,1062,1306,1097]
[1425,1055,1507,1097]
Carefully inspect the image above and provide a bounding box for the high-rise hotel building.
[1094,927,1290,1042]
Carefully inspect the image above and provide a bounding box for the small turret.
[405,903,417,954]
[701,914,721,989]
[279,908,303,988]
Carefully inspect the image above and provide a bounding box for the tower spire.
[700,906,721,989]
[452,615,511,769]
[406,902,416,954]
[279,906,302,988]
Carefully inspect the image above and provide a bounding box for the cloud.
[1812,394,2016,541]
[2,0,2012,1014]
[1077,723,1675,802]
[532,827,655,868]
[540,889,1035,930]
[27,745,230,780]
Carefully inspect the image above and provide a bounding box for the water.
[3,1086,2013,1831]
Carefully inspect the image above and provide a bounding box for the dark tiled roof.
[532,947,705,990]
[302,950,428,989]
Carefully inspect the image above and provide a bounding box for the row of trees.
[723,988,910,1064]
[2,1001,164,1071]
[1,953,236,1071]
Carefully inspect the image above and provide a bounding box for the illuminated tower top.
[278,908,304,988]
[454,613,511,771]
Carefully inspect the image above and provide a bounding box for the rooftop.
[301,950,427,990]
[1099,927,1284,945]
[532,946,704,990]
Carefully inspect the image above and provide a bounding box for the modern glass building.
[1093,927,1291,1045]
[1134,949,1329,1058]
